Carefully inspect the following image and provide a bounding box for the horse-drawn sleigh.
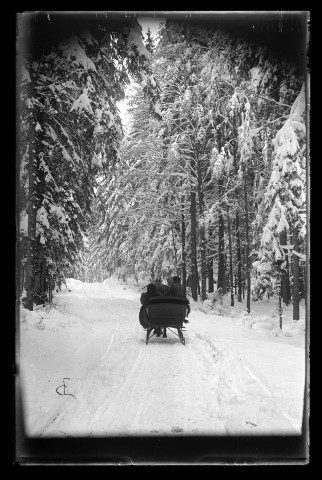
[144,296,189,345]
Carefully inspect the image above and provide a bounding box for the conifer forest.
[17,11,309,321]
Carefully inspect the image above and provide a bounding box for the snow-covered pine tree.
[81,81,178,283]
[145,27,156,55]
[70,17,307,314]
[255,84,306,320]
[18,14,159,309]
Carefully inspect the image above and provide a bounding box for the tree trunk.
[281,267,292,305]
[197,272,201,296]
[292,225,300,320]
[235,212,243,302]
[232,140,243,302]
[299,265,305,300]
[217,211,226,292]
[34,243,46,305]
[198,222,207,300]
[217,178,226,293]
[243,168,251,314]
[171,227,178,269]
[215,131,226,294]
[22,118,39,311]
[196,152,207,301]
[181,212,187,296]
[302,265,306,301]
[48,275,53,303]
[227,205,235,307]
[208,257,214,293]
[17,159,26,302]
[190,188,198,301]
[279,229,291,305]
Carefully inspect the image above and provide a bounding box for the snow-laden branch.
[256,83,306,274]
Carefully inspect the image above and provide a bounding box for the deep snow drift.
[17,276,307,438]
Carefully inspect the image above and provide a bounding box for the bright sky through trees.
[117,16,164,132]
[137,15,164,38]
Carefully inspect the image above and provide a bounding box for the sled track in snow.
[100,334,115,361]
[34,288,304,437]
[240,360,272,396]
[39,329,121,435]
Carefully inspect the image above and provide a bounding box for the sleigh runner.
[144,296,189,345]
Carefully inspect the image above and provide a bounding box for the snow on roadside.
[196,289,306,346]
[17,276,307,437]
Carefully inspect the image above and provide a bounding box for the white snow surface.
[18,277,307,438]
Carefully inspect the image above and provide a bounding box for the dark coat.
[155,283,169,296]
[139,305,149,328]
[168,281,186,298]
[168,281,191,316]
[139,291,161,328]
[140,290,161,306]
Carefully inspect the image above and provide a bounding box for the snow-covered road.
[19,278,306,437]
